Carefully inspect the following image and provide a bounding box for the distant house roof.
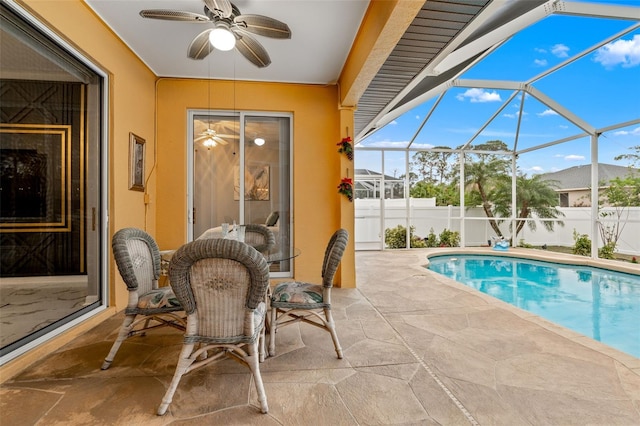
[355,168,399,181]
[539,163,636,190]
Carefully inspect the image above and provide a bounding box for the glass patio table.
[160,244,300,277]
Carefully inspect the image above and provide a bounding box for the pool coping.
[419,247,640,373]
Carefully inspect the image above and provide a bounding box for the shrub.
[598,242,615,260]
[384,225,426,249]
[572,229,591,256]
[518,239,533,248]
[438,229,460,247]
[424,228,439,248]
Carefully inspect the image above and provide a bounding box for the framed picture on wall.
[129,132,145,191]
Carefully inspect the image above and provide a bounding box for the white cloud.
[528,166,544,174]
[551,44,570,58]
[416,115,420,120]
[613,126,640,136]
[367,140,411,149]
[412,143,435,149]
[389,120,398,125]
[594,35,640,68]
[533,59,548,67]
[534,47,547,54]
[559,125,568,129]
[565,154,585,161]
[503,111,527,119]
[456,88,501,103]
[537,109,558,117]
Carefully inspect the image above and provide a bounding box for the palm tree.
[462,141,510,236]
[492,174,565,240]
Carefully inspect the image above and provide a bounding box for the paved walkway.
[1,249,639,425]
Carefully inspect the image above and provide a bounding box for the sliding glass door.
[0,2,105,361]
[189,111,292,276]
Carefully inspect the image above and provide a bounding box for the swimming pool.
[426,254,640,358]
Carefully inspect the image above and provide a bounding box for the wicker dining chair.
[269,229,349,359]
[101,228,185,370]
[244,223,276,254]
[157,238,271,416]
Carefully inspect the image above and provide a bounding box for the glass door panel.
[0,3,104,360]
[190,111,292,276]
[192,113,239,237]
[243,115,291,273]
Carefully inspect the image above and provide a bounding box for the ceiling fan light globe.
[203,138,217,147]
[209,27,236,51]
[254,138,265,146]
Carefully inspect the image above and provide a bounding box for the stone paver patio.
[1,249,638,425]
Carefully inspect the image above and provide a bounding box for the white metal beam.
[557,1,640,20]
[458,88,521,151]
[597,118,640,134]
[516,132,589,155]
[366,80,453,137]
[454,79,523,91]
[525,86,595,134]
[432,1,555,75]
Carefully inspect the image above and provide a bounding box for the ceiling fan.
[140,0,291,68]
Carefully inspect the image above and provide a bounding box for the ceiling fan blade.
[140,9,209,22]
[203,0,233,18]
[188,29,215,60]
[195,130,237,142]
[234,14,291,39]
[235,33,271,68]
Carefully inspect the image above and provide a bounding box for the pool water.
[427,255,640,358]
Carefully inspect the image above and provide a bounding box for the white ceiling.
[85,0,369,84]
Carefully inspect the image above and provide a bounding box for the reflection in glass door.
[189,111,292,276]
[0,3,104,361]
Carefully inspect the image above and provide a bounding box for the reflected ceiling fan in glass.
[139,0,291,68]
[194,118,240,148]
[195,128,231,148]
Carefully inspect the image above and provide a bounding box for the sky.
[356,0,640,178]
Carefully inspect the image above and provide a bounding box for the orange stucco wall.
[18,1,157,308]
[155,79,355,285]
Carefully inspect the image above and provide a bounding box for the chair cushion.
[254,302,266,328]
[271,281,323,305]
[138,287,181,309]
[265,211,279,227]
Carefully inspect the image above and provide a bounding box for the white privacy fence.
[355,198,640,255]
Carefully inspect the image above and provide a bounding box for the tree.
[492,174,565,240]
[411,151,438,183]
[409,180,459,205]
[598,169,640,251]
[462,140,510,236]
[589,145,640,253]
[614,145,640,167]
[411,147,456,184]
